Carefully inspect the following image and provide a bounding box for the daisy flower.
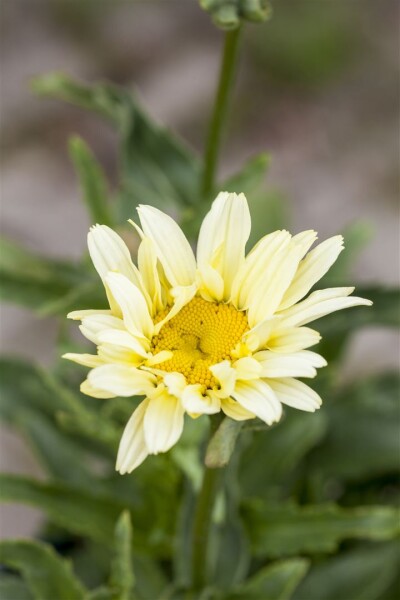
[64,192,371,473]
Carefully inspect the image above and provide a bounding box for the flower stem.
[191,415,224,590]
[201,27,241,198]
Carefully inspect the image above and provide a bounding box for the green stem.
[201,27,241,198]
[191,415,224,590]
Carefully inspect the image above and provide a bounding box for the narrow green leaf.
[292,541,400,600]
[205,418,243,468]
[0,539,86,600]
[0,238,95,313]
[69,136,114,226]
[0,574,33,600]
[0,474,123,543]
[247,189,288,247]
[228,558,310,600]
[240,411,327,500]
[243,502,400,558]
[223,153,270,196]
[307,373,400,482]
[109,511,135,600]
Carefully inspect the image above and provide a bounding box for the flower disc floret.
[152,297,249,388]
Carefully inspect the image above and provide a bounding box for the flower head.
[64,192,372,473]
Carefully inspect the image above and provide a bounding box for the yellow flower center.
[152,296,249,388]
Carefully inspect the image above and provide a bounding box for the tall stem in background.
[191,415,224,590]
[201,28,241,197]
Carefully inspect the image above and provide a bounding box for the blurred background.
[0,0,399,538]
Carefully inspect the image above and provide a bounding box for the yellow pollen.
[152,297,249,389]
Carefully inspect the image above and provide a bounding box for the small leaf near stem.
[201,28,242,198]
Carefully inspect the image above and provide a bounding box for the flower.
[64,192,372,473]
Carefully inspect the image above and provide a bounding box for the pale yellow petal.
[230,230,291,309]
[138,236,164,315]
[62,353,104,368]
[98,344,144,367]
[105,272,154,340]
[88,364,156,397]
[116,399,150,474]
[233,356,263,380]
[143,388,185,453]
[137,205,196,287]
[278,287,372,327]
[266,326,321,353]
[154,284,197,334]
[221,397,256,421]
[209,360,236,398]
[254,349,326,378]
[268,378,322,412]
[88,225,145,290]
[80,314,125,345]
[197,264,224,302]
[67,309,111,321]
[182,385,220,414]
[80,379,115,399]
[279,235,344,310]
[197,192,251,299]
[247,243,304,326]
[163,372,187,397]
[232,380,282,425]
[97,329,149,357]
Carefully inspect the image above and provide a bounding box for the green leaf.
[246,189,288,247]
[243,502,400,558]
[33,73,201,219]
[0,474,123,543]
[223,153,270,196]
[205,418,243,469]
[239,411,327,501]
[292,541,400,600]
[69,136,114,227]
[0,238,99,314]
[228,558,310,600]
[323,221,373,286]
[0,574,33,600]
[109,512,135,600]
[307,373,400,482]
[0,539,86,600]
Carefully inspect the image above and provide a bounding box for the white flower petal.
[221,397,256,421]
[80,314,125,345]
[231,230,291,309]
[88,364,156,397]
[105,272,154,339]
[80,379,115,399]
[254,349,326,378]
[88,225,145,290]
[247,243,304,326]
[279,235,344,310]
[97,329,149,357]
[67,309,111,321]
[116,399,150,474]
[137,236,164,315]
[197,192,251,299]
[137,205,196,287]
[154,284,197,334]
[143,389,185,453]
[98,344,143,367]
[146,351,173,366]
[62,353,104,368]
[266,326,321,353]
[233,357,263,380]
[163,372,187,397]
[268,378,322,412]
[242,318,276,352]
[232,379,282,425]
[197,264,224,302]
[279,287,372,327]
[209,360,236,398]
[182,385,220,415]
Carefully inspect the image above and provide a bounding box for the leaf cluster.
[0,75,399,600]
